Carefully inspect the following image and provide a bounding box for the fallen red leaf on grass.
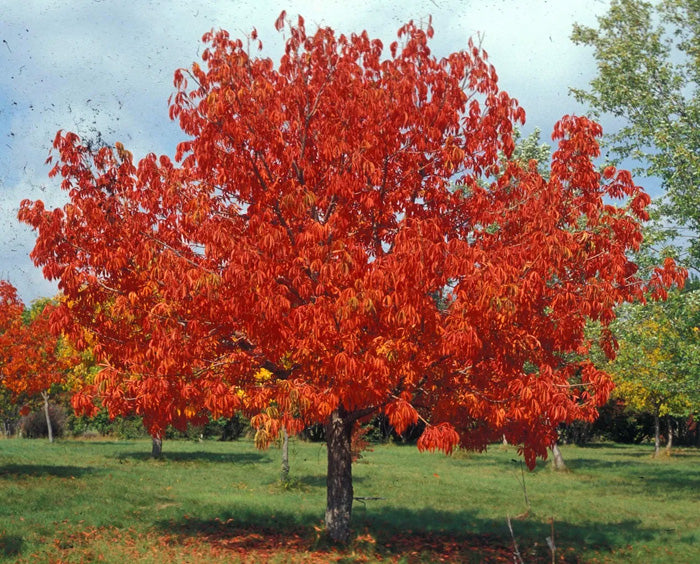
[23,522,577,563]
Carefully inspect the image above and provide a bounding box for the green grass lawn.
[0,437,697,563]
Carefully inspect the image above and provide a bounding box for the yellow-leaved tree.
[609,289,700,456]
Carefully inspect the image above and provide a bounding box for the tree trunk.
[550,440,567,471]
[151,434,163,458]
[653,411,661,458]
[41,391,53,443]
[281,426,290,483]
[665,416,673,456]
[325,408,354,544]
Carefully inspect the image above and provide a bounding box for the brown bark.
[281,426,290,483]
[41,391,53,444]
[151,435,163,458]
[550,440,567,471]
[325,408,354,543]
[665,416,673,456]
[653,411,661,457]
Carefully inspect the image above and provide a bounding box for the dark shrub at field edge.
[19,403,65,439]
[559,400,699,447]
[66,409,147,439]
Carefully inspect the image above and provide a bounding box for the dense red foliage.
[19,16,684,470]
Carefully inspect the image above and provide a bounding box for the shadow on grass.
[294,474,365,489]
[574,449,653,459]
[629,468,700,497]
[60,440,133,446]
[155,505,662,562]
[574,442,640,450]
[0,464,95,479]
[0,534,23,557]
[492,451,669,475]
[112,451,269,464]
[548,457,700,493]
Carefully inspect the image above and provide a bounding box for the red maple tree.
[19,15,684,541]
[0,281,74,442]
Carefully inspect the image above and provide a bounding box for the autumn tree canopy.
[0,281,74,441]
[0,281,61,401]
[19,15,684,542]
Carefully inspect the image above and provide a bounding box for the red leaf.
[275,10,286,31]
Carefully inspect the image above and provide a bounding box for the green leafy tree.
[571,0,700,270]
[511,128,552,173]
[608,289,700,456]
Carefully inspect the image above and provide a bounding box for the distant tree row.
[4,390,698,452]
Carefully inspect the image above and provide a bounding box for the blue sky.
[0,0,624,302]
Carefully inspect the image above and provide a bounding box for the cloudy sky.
[1,0,618,303]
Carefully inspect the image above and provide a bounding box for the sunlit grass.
[0,437,698,562]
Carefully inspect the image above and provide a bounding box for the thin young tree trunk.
[325,408,354,544]
[41,391,53,443]
[550,440,567,471]
[653,411,661,458]
[665,416,673,456]
[151,434,163,458]
[281,426,290,483]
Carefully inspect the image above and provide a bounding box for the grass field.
[0,437,698,563]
